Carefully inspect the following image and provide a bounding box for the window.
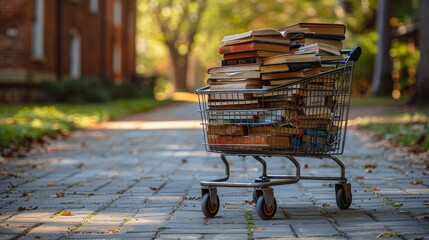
[70,29,81,79]
[89,0,98,13]
[113,0,122,27]
[113,45,121,74]
[32,0,45,59]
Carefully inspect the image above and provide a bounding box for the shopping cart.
[196,47,361,219]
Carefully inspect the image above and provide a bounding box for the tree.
[410,0,429,106]
[372,0,393,96]
[149,0,206,92]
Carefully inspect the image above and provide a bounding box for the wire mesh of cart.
[196,47,361,220]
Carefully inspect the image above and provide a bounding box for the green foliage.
[110,82,143,100]
[43,78,111,103]
[0,98,171,156]
[358,112,429,152]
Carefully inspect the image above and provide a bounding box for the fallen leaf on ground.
[49,192,65,198]
[52,211,72,217]
[17,206,38,211]
[322,203,331,207]
[424,201,429,206]
[109,228,120,233]
[225,205,238,209]
[365,169,373,173]
[364,164,378,169]
[355,176,365,180]
[376,232,400,238]
[393,202,403,207]
[149,187,160,191]
[47,182,57,187]
[181,158,188,163]
[409,179,423,185]
[370,187,380,191]
[244,199,255,205]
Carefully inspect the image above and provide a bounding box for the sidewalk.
[1,101,428,239]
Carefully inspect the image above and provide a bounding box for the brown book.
[207,125,248,136]
[263,53,321,65]
[223,51,285,60]
[208,92,255,101]
[207,134,291,149]
[261,68,321,80]
[208,78,267,86]
[280,22,346,35]
[219,42,289,54]
[261,61,321,73]
[249,126,303,136]
[208,103,260,110]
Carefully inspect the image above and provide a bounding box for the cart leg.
[328,155,347,183]
[253,156,269,181]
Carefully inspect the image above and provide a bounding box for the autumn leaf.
[322,203,331,207]
[370,187,380,191]
[393,202,403,207]
[409,179,423,185]
[52,211,72,217]
[47,182,57,187]
[225,205,238,209]
[149,187,160,191]
[109,228,120,233]
[17,207,27,211]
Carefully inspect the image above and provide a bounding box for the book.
[209,83,262,90]
[209,71,261,79]
[263,53,344,65]
[208,103,260,110]
[267,78,304,86]
[207,64,261,74]
[223,51,285,60]
[208,78,266,85]
[223,36,290,46]
[221,57,263,66]
[261,61,322,73]
[208,99,259,106]
[207,134,291,149]
[284,32,345,41]
[208,92,255,100]
[296,43,341,56]
[219,42,289,54]
[249,126,303,136]
[280,22,346,35]
[261,68,321,80]
[300,37,343,50]
[221,28,287,42]
[207,125,248,136]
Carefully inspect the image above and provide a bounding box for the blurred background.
[0,0,427,104]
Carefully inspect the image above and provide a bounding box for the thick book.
[221,28,287,42]
[219,42,289,54]
[208,78,268,86]
[207,134,291,149]
[300,38,343,50]
[207,63,261,74]
[263,53,344,65]
[209,82,262,90]
[280,22,346,35]
[249,126,303,136]
[223,51,285,60]
[285,32,345,41]
[207,125,248,136]
[261,68,321,80]
[208,92,255,100]
[261,61,322,73]
[221,57,263,66]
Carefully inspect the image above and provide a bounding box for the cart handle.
[341,46,361,62]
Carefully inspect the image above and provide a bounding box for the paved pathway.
[1,102,428,239]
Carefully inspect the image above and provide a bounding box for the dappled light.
[92,120,201,130]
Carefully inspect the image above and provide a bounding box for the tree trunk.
[372,0,393,96]
[410,0,429,106]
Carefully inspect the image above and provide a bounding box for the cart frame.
[196,47,361,219]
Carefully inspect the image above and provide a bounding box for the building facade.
[0,0,136,102]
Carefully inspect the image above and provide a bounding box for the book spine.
[219,42,255,54]
[221,57,260,66]
[287,62,322,71]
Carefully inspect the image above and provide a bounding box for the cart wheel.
[201,193,220,218]
[256,195,277,220]
[336,187,352,209]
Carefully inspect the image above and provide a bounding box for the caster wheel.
[256,195,277,220]
[336,187,352,209]
[201,193,220,218]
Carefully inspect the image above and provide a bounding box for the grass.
[0,98,171,157]
[356,111,429,152]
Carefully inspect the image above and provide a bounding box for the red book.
[219,42,289,54]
